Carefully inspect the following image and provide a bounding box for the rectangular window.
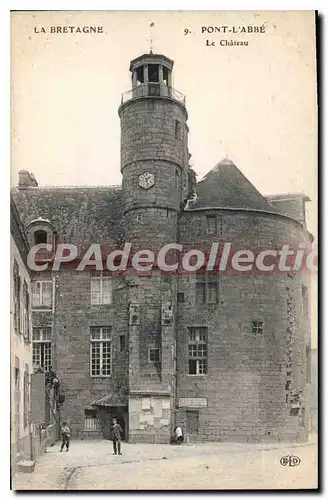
[91,273,112,305]
[175,120,182,140]
[186,410,199,433]
[148,347,160,363]
[196,282,206,304]
[119,335,126,352]
[32,327,52,371]
[177,292,185,303]
[196,273,218,305]
[84,409,99,431]
[252,321,264,335]
[32,281,52,308]
[23,365,29,427]
[188,327,208,375]
[206,215,217,235]
[90,327,112,377]
[207,282,218,304]
[302,286,309,317]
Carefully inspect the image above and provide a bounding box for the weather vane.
[149,22,155,54]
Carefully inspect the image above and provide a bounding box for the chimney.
[18,170,38,188]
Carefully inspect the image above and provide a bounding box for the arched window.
[34,230,47,245]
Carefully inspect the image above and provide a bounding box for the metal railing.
[121,83,186,105]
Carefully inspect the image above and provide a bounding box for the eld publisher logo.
[280,455,301,467]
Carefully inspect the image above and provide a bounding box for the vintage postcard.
[10,10,318,490]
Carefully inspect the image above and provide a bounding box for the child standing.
[60,422,71,452]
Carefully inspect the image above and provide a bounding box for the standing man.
[111,418,123,455]
[60,421,71,452]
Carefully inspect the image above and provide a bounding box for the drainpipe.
[29,423,33,461]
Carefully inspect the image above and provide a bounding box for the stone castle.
[12,52,313,443]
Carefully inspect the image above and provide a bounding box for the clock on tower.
[138,172,155,189]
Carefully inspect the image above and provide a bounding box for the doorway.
[96,407,128,441]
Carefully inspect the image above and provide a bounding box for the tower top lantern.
[120,52,185,107]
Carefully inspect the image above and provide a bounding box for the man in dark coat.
[111,418,123,455]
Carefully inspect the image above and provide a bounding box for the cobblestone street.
[13,435,318,491]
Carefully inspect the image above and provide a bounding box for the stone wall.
[176,209,311,442]
[41,269,129,438]
[129,395,171,443]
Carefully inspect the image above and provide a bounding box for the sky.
[11,10,317,345]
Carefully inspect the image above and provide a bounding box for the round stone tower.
[118,53,189,443]
[118,52,189,250]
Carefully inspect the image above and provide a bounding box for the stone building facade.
[12,52,313,443]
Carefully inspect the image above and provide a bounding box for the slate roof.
[188,158,280,213]
[11,158,285,248]
[91,393,127,407]
[11,186,124,250]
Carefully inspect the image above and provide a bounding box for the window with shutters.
[32,327,52,371]
[13,259,20,333]
[32,281,52,308]
[90,327,112,377]
[188,327,208,375]
[91,272,112,305]
[22,281,30,340]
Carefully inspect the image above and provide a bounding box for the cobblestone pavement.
[13,436,318,491]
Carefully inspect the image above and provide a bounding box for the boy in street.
[60,422,71,452]
[111,418,123,455]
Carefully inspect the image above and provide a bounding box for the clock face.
[138,172,155,190]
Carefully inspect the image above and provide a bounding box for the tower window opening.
[175,120,182,140]
[175,170,180,189]
[136,66,144,84]
[163,66,169,85]
[148,64,159,82]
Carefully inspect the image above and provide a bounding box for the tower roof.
[129,53,174,72]
[190,158,280,213]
